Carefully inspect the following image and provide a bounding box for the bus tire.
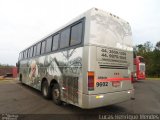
[52,84,62,105]
[41,81,51,99]
[19,74,22,82]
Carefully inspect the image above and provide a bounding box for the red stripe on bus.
[96,78,131,82]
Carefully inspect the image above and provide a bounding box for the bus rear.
[81,8,134,108]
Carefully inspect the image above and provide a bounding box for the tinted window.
[30,47,33,57]
[46,37,52,53]
[70,22,82,46]
[28,49,31,58]
[41,41,46,54]
[33,45,36,56]
[52,34,59,51]
[21,52,24,59]
[19,53,22,60]
[36,42,41,56]
[22,52,23,59]
[24,50,27,59]
[24,51,26,59]
[60,28,70,48]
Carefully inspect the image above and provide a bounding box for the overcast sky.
[0,0,159,65]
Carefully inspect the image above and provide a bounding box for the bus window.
[36,42,41,56]
[70,22,82,46]
[52,34,59,51]
[21,52,23,59]
[19,52,21,60]
[33,45,36,57]
[41,41,46,54]
[24,50,27,58]
[30,46,33,57]
[46,37,52,53]
[60,28,70,48]
[27,48,30,58]
[23,50,26,59]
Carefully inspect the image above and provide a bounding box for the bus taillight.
[88,71,95,91]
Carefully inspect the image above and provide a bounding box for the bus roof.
[21,8,130,52]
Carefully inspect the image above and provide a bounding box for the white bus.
[17,8,134,109]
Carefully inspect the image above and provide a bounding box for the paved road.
[0,79,160,115]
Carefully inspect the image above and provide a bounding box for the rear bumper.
[80,89,134,109]
[137,76,145,80]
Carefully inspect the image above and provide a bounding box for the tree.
[155,41,160,50]
[144,41,153,52]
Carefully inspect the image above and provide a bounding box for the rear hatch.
[87,9,134,94]
[87,46,133,94]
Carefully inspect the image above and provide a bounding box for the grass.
[146,78,160,80]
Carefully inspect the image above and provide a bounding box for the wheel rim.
[43,85,47,96]
[53,89,59,100]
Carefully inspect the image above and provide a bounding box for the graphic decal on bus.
[21,48,82,104]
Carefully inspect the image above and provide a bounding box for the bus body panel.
[81,89,133,109]
[80,8,134,108]
[19,47,83,105]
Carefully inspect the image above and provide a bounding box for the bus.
[17,8,134,109]
[133,56,145,80]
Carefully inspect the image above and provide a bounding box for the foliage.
[135,41,160,77]
[0,64,14,68]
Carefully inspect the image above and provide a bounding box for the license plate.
[112,81,121,87]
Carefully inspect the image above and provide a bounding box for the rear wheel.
[19,74,22,82]
[52,84,62,105]
[41,81,51,99]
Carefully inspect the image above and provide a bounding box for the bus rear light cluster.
[88,72,95,91]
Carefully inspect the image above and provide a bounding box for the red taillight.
[88,72,94,91]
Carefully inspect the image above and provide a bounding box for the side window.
[30,47,33,57]
[24,50,27,58]
[36,42,41,56]
[27,48,30,58]
[70,22,83,46]
[23,51,25,59]
[46,36,52,53]
[33,45,36,57]
[19,53,21,60]
[52,34,59,51]
[41,41,46,54]
[60,28,70,48]
[22,52,24,59]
